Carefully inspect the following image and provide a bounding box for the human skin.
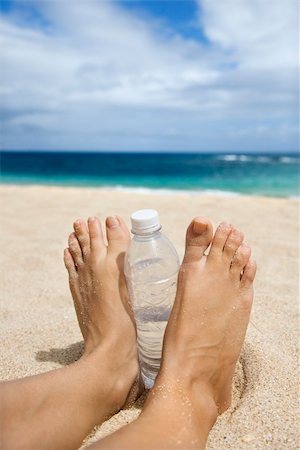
[0,216,256,450]
[88,218,256,450]
[0,215,142,450]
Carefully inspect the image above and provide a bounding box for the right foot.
[64,215,143,411]
[146,218,256,429]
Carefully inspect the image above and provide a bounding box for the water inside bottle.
[128,259,178,388]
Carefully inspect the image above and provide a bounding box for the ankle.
[189,381,219,426]
[137,376,217,449]
[151,373,218,426]
[78,343,139,413]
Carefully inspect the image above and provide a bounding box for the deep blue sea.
[0,151,299,198]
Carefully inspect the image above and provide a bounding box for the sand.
[0,184,299,449]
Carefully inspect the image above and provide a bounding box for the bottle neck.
[133,228,162,241]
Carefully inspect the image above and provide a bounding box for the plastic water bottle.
[124,209,180,388]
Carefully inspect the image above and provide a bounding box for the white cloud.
[0,0,298,151]
[199,0,298,69]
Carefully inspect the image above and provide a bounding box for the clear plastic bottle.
[124,209,180,388]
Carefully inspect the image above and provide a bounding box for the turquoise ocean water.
[0,151,299,198]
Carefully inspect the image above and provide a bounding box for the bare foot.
[158,218,256,415]
[64,215,143,409]
[91,218,257,450]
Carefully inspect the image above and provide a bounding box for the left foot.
[159,219,256,415]
[64,215,142,410]
[137,219,256,448]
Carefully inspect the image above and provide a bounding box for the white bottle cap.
[130,209,161,234]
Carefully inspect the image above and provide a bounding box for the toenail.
[193,220,207,234]
[74,219,82,228]
[106,216,119,228]
[88,216,96,223]
[219,222,232,231]
[242,242,250,250]
[69,233,75,242]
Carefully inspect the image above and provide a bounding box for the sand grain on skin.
[0,185,298,449]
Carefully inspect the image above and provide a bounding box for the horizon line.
[1,149,299,155]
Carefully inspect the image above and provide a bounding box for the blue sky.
[0,0,298,152]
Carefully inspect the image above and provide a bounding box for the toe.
[183,217,213,264]
[63,248,78,281]
[230,243,251,279]
[223,228,244,261]
[208,222,233,260]
[88,216,106,256]
[240,258,257,289]
[73,219,90,260]
[106,215,130,253]
[68,232,84,267]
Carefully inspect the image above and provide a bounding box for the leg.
[89,218,256,450]
[1,216,142,450]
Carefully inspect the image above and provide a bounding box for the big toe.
[106,215,130,254]
[183,217,213,263]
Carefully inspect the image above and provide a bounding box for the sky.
[0,0,299,152]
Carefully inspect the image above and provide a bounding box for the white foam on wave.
[113,185,241,197]
[108,185,299,199]
[219,155,239,161]
[218,154,255,162]
[279,156,299,164]
[218,154,299,164]
[288,195,300,200]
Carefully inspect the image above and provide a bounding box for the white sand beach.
[0,184,299,449]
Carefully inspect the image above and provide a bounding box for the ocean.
[0,151,299,198]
